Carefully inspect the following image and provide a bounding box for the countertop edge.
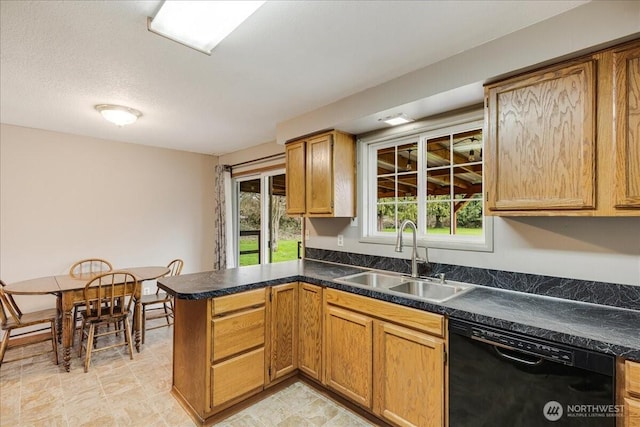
[157,264,640,362]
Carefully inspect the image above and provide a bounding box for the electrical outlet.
[143,287,151,295]
[337,234,344,247]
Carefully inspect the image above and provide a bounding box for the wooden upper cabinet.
[306,133,334,215]
[485,38,640,216]
[285,130,356,217]
[485,58,597,211]
[285,140,306,215]
[614,41,640,209]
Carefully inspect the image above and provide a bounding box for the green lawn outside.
[239,239,300,266]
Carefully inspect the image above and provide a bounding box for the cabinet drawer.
[625,397,640,427]
[212,307,265,362]
[212,288,266,316]
[325,289,444,337]
[211,347,265,408]
[627,360,640,397]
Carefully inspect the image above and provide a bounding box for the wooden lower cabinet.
[374,322,445,427]
[172,285,446,426]
[325,305,373,408]
[268,283,298,382]
[171,290,267,425]
[618,358,640,427]
[298,283,323,381]
[211,347,265,407]
[324,290,446,426]
[625,398,640,427]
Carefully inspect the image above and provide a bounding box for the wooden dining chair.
[0,280,59,367]
[77,271,137,373]
[68,258,113,345]
[140,259,183,344]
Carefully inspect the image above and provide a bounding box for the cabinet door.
[614,42,640,208]
[298,283,323,381]
[373,322,444,427]
[306,133,334,215]
[486,59,596,211]
[625,397,640,427]
[285,140,306,215]
[269,283,298,381]
[325,305,373,408]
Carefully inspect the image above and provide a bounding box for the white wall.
[306,216,640,286]
[276,1,640,144]
[218,141,283,167]
[0,124,216,310]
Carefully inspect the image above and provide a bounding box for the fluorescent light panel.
[381,114,413,126]
[148,1,265,54]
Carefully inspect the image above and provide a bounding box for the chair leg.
[71,305,78,347]
[124,317,134,360]
[93,325,98,350]
[163,303,171,326]
[0,330,10,366]
[141,307,146,345]
[84,324,95,373]
[50,320,59,365]
[77,317,86,358]
[56,296,62,343]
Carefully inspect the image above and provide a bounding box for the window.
[361,119,492,251]
[233,170,302,266]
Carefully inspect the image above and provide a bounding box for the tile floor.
[0,325,375,427]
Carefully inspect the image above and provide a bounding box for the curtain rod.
[230,152,285,168]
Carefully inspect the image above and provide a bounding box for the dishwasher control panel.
[470,326,574,365]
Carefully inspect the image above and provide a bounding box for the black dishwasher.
[449,319,616,426]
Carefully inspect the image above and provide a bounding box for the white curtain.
[213,165,233,270]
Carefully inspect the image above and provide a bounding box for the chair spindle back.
[84,272,137,321]
[70,258,113,278]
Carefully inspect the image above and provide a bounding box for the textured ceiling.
[0,1,586,155]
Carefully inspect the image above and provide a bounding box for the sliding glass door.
[234,170,301,267]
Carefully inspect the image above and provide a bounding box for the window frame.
[233,167,296,267]
[358,118,493,252]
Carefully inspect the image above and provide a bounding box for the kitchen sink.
[388,280,472,303]
[334,271,407,288]
[334,271,474,303]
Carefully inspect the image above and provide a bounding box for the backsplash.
[305,248,640,311]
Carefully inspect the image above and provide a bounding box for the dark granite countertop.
[158,259,640,362]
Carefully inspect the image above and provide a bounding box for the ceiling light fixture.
[148,0,266,55]
[95,104,142,127]
[379,113,413,126]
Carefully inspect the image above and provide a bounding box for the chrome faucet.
[395,219,428,278]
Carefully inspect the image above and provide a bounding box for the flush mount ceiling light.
[95,104,142,127]
[148,0,266,55]
[379,113,414,126]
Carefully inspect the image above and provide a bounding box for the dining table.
[3,266,170,371]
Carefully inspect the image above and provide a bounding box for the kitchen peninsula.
[159,258,640,426]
